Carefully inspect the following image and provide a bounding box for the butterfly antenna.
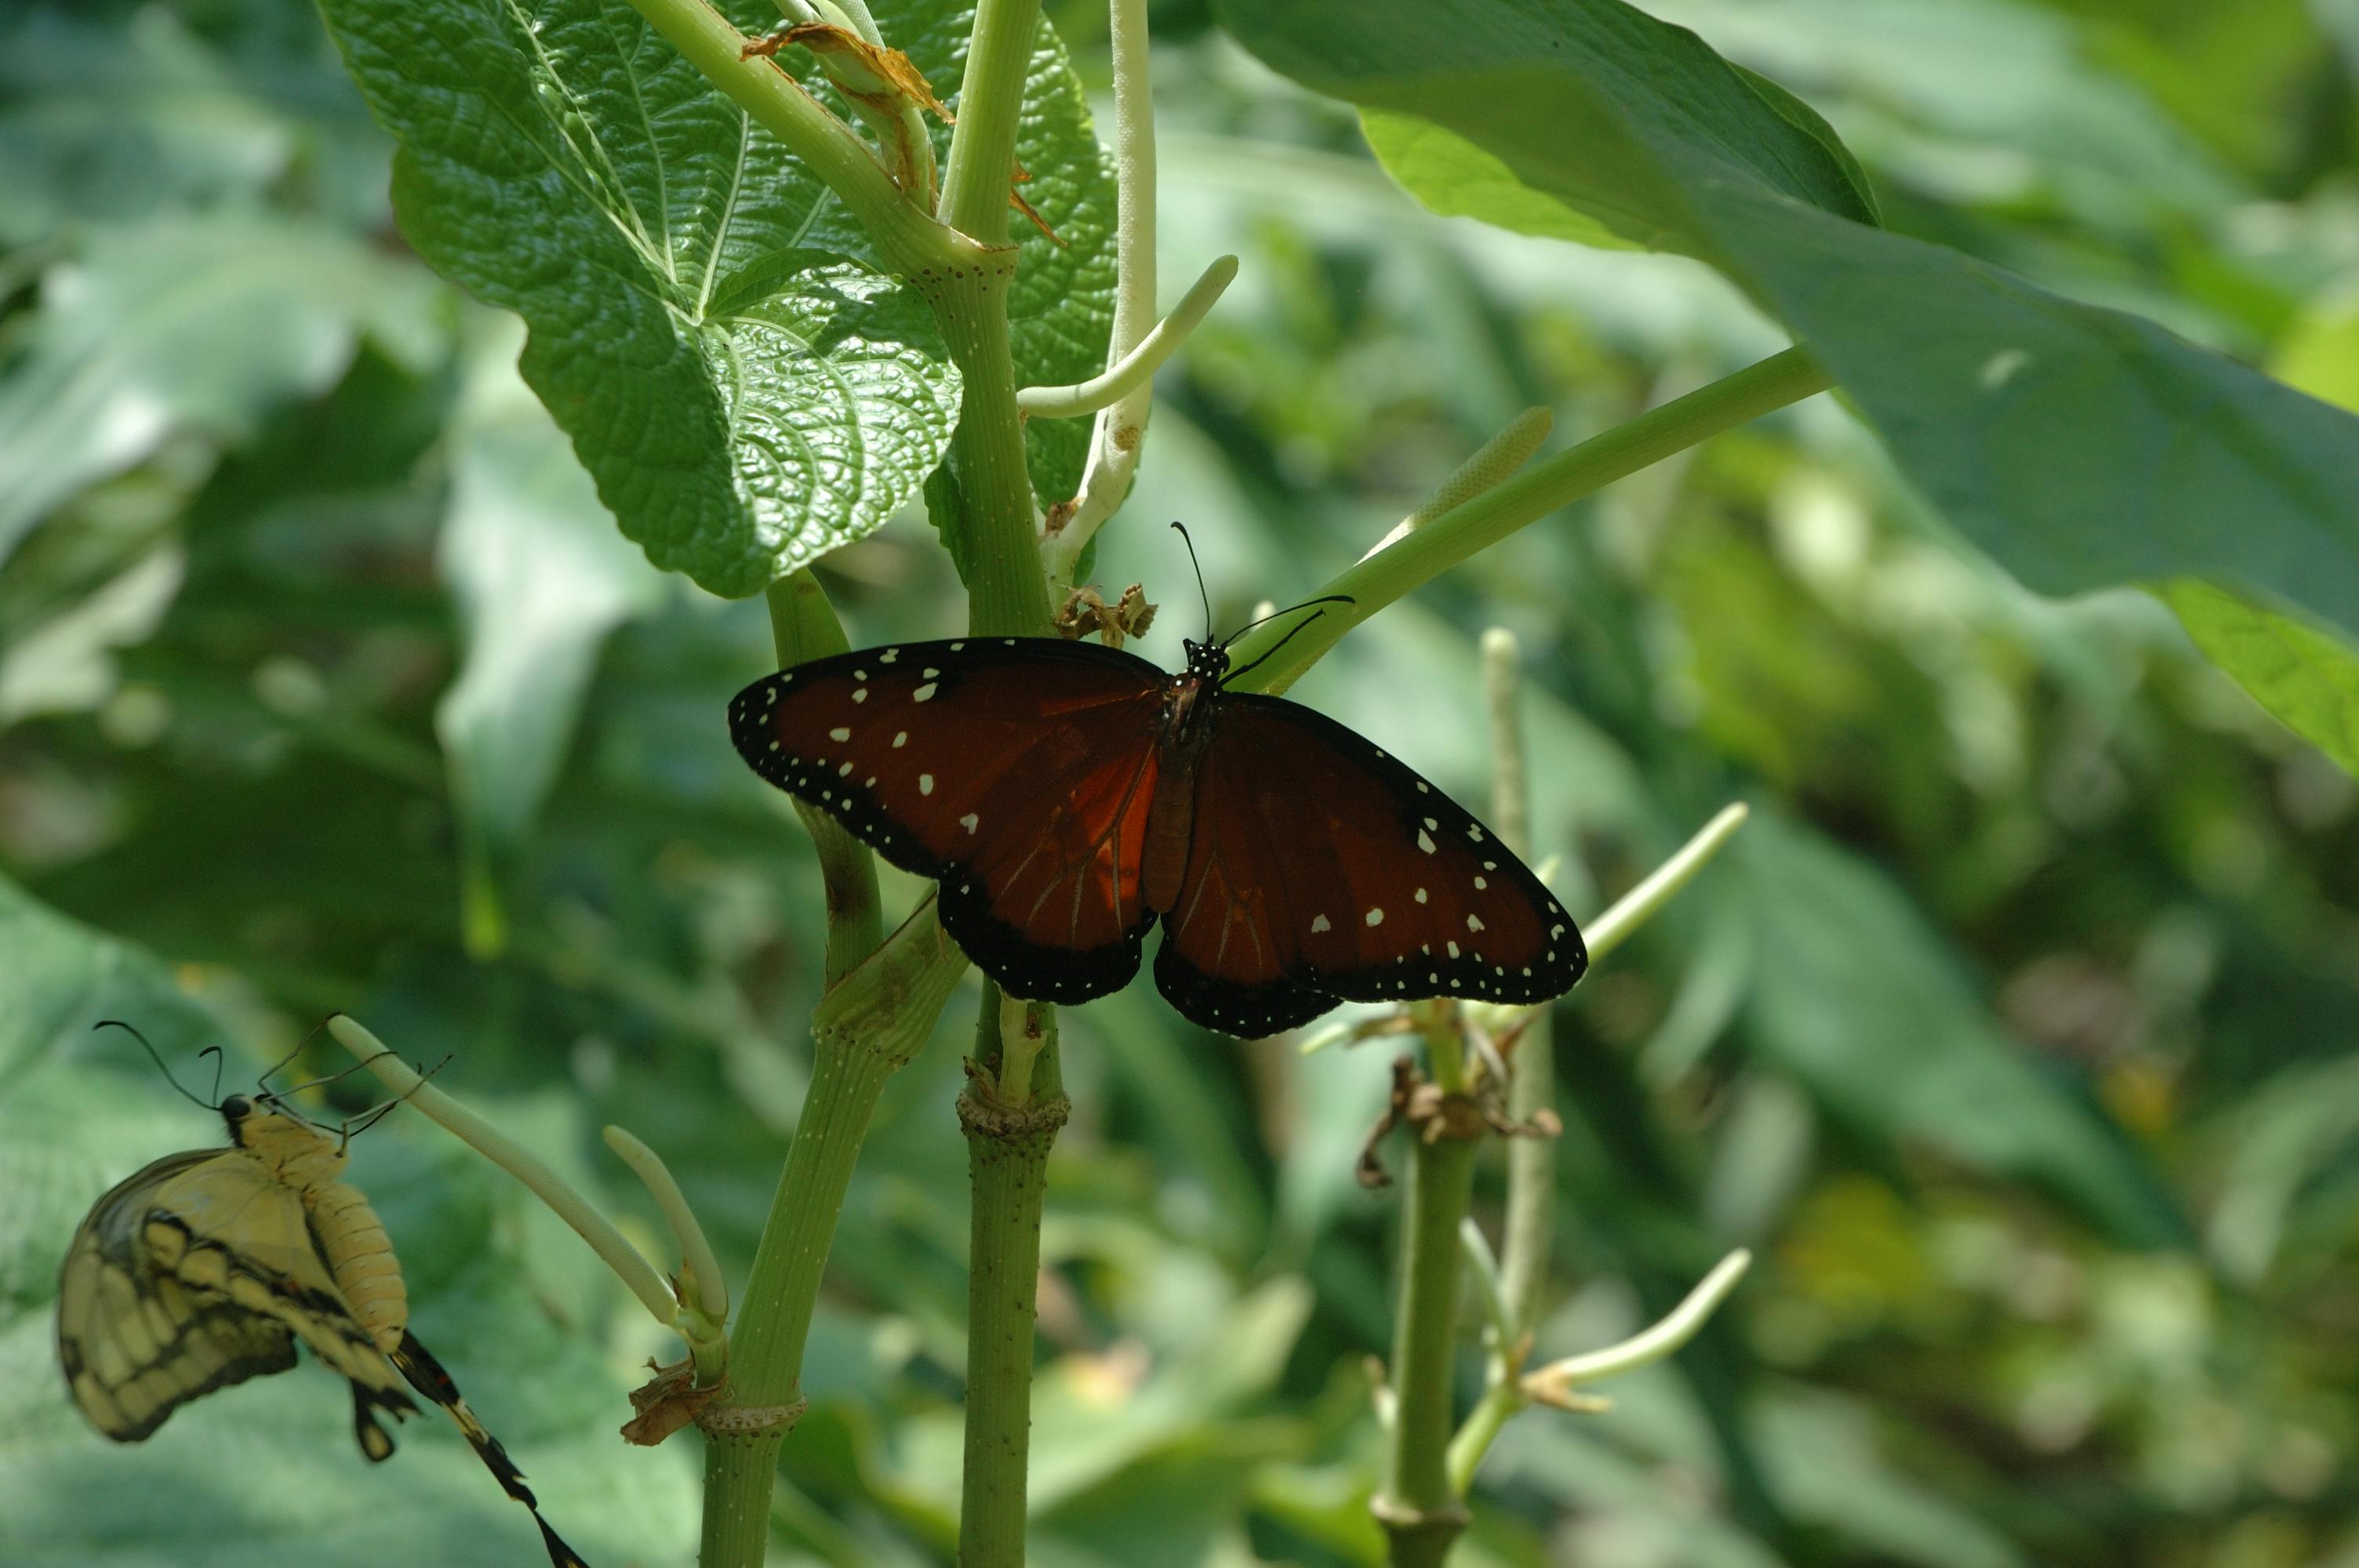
[1170,521,1214,641]
[1219,593,1356,648]
[339,1054,451,1146]
[94,1020,218,1109]
[266,1013,408,1105]
[1219,608,1334,689]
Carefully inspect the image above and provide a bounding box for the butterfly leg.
[390,1332,592,1568]
[347,1377,416,1461]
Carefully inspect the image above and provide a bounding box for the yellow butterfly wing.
[58,1151,295,1441]
[58,1113,593,1567]
[56,1145,408,1443]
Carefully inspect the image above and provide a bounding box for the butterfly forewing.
[729,637,1170,1004]
[59,1152,303,1441]
[1157,696,1586,1034]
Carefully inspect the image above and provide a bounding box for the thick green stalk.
[958,997,1067,1568]
[931,271,1054,635]
[1377,1129,1483,1568]
[1226,347,1833,695]
[936,0,1039,245]
[924,0,1050,637]
[700,907,969,1568]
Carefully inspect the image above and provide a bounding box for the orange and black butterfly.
[729,563,1587,1036]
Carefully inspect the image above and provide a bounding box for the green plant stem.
[1226,347,1833,695]
[767,572,883,983]
[1482,629,1552,1334]
[700,905,969,1568]
[931,270,1053,635]
[936,0,1038,245]
[958,996,1067,1568]
[1378,1130,1482,1567]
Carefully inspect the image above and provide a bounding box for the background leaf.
[1220,0,2359,692]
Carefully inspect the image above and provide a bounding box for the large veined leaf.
[315,0,1113,597]
[1219,0,2359,767]
[0,876,696,1566]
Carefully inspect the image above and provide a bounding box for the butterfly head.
[1181,637,1233,687]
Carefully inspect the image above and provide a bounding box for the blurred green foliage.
[5,2,2359,1566]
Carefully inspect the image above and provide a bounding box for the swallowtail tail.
[57,1060,589,1568]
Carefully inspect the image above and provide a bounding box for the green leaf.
[1736,817,2184,1247]
[1219,0,2359,654]
[2159,581,2359,775]
[0,876,698,1567]
[316,0,1113,595]
[0,220,444,568]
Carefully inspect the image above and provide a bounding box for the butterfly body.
[730,633,1588,1036]
[58,1091,589,1567]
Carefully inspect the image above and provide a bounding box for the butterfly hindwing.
[730,637,1169,1003]
[1157,695,1587,1033]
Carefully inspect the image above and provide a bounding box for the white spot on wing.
[1467,914,1485,933]
[892,731,908,748]
[1417,830,1436,855]
[852,688,869,703]
[1414,887,1427,904]
[1447,941,1459,958]
[1365,908,1384,927]
[1310,914,1332,934]
[881,648,899,663]
[1474,876,1487,890]
[830,727,851,742]
[960,813,980,834]
[919,774,935,795]
[913,683,938,702]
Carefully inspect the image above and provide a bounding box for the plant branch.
[1019,253,1236,418]
[936,0,1040,244]
[1585,803,1750,964]
[619,0,947,273]
[1482,629,1554,1336]
[605,1124,730,1325]
[1359,408,1554,563]
[1227,347,1833,695]
[1376,1117,1481,1567]
[958,994,1067,1568]
[1043,0,1158,589]
[1522,1250,1753,1403]
[700,901,968,1568]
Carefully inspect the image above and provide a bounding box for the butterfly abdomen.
[304,1179,409,1352]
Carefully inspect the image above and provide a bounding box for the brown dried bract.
[1056,583,1158,648]
[621,1358,722,1447]
[1009,159,1066,247]
[741,23,952,122]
